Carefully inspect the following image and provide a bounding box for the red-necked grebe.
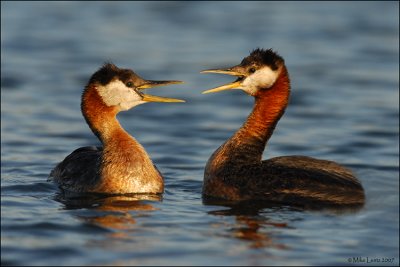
[201,48,365,207]
[49,63,184,194]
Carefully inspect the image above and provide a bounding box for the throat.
[86,106,151,169]
[81,85,141,149]
[214,70,290,164]
[82,87,154,177]
[80,86,163,193]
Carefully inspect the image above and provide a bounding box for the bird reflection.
[86,195,158,234]
[54,192,160,240]
[231,216,288,249]
[205,198,363,250]
[207,200,292,250]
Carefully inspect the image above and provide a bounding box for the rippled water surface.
[1,2,399,266]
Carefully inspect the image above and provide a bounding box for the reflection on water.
[230,216,288,250]
[203,196,365,215]
[55,192,162,210]
[205,199,366,252]
[209,206,291,250]
[56,193,160,241]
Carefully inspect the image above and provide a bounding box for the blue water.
[1,1,399,266]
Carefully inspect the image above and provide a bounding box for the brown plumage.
[201,49,365,208]
[49,63,184,194]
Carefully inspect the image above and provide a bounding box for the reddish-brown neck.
[81,85,129,144]
[218,67,290,164]
[80,84,163,193]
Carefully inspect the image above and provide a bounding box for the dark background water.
[1,1,399,266]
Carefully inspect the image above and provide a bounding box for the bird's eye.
[126,81,133,87]
[249,67,256,74]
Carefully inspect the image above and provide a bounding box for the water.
[1,1,399,266]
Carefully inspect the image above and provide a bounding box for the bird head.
[89,63,184,111]
[201,48,285,96]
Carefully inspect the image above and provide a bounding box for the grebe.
[49,63,184,194]
[201,48,365,207]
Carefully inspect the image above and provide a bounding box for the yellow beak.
[138,80,185,103]
[142,94,185,103]
[200,68,244,94]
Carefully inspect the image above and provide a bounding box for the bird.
[201,48,365,208]
[49,63,184,195]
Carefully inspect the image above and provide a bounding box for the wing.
[49,146,103,192]
[232,155,365,206]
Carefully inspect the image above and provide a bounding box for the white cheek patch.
[97,80,144,111]
[241,67,279,95]
[119,99,146,111]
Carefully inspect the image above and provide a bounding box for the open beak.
[138,80,185,103]
[200,68,244,94]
